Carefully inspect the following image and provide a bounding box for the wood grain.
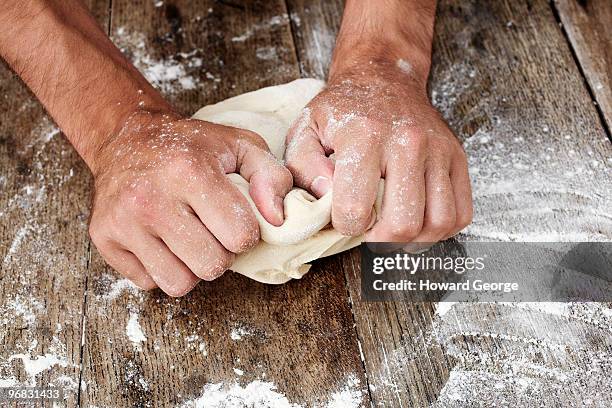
[0,2,109,406]
[285,0,345,79]
[79,1,368,406]
[289,0,611,406]
[554,0,612,131]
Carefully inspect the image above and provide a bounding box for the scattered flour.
[230,326,252,341]
[256,46,278,61]
[126,312,147,349]
[326,375,364,408]
[113,27,203,96]
[0,377,18,387]
[99,276,142,301]
[396,59,412,75]
[180,381,299,408]
[8,353,68,383]
[231,15,289,42]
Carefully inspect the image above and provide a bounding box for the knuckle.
[428,212,456,233]
[240,130,268,150]
[200,252,233,281]
[229,224,260,253]
[168,154,201,177]
[118,182,153,212]
[334,203,373,235]
[390,221,422,241]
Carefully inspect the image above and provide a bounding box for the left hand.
[284,63,473,243]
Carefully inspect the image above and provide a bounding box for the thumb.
[285,117,334,198]
[234,131,293,227]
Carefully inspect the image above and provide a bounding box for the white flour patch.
[8,353,68,383]
[112,27,203,96]
[256,46,278,61]
[231,15,289,42]
[2,224,33,266]
[0,377,18,387]
[126,312,147,349]
[180,381,299,408]
[53,374,79,391]
[2,295,44,327]
[326,374,364,408]
[396,59,412,75]
[230,326,252,341]
[98,276,143,302]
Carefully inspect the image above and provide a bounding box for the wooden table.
[1,1,610,406]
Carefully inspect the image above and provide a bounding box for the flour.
[126,312,147,349]
[231,15,289,42]
[396,59,412,75]
[8,353,68,383]
[180,381,299,408]
[326,375,364,408]
[230,326,252,341]
[2,224,33,266]
[180,376,366,408]
[256,46,278,61]
[431,302,612,406]
[429,60,611,242]
[98,275,143,302]
[112,28,203,97]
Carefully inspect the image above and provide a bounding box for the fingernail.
[311,176,332,197]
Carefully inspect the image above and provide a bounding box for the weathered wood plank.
[289,0,612,406]
[80,1,368,406]
[0,2,110,406]
[285,0,344,79]
[554,0,612,131]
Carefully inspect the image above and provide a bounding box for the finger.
[129,231,201,297]
[235,130,295,226]
[332,139,381,236]
[445,151,473,239]
[412,161,456,243]
[155,206,234,281]
[366,147,426,242]
[95,240,158,290]
[185,168,260,254]
[285,119,334,198]
[89,223,158,290]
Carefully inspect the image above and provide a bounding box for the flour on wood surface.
[231,15,289,42]
[126,312,147,349]
[112,27,216,100]
[430,302,612,406]
[430,62,611,241]
[1,119,83,396]
[180,374,366,408]
[180,381,298,408]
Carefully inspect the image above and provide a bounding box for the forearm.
[0,0,172,171]
[330,0,437,84]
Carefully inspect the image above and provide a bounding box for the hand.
[285,63,473,243]
[88,110,292,296]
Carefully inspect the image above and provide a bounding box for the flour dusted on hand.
[193,79,380,284]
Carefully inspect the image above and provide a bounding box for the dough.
[193,79,381,284]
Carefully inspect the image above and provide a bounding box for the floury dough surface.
[193,79,381,284]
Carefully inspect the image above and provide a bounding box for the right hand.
[88,110,292,296]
